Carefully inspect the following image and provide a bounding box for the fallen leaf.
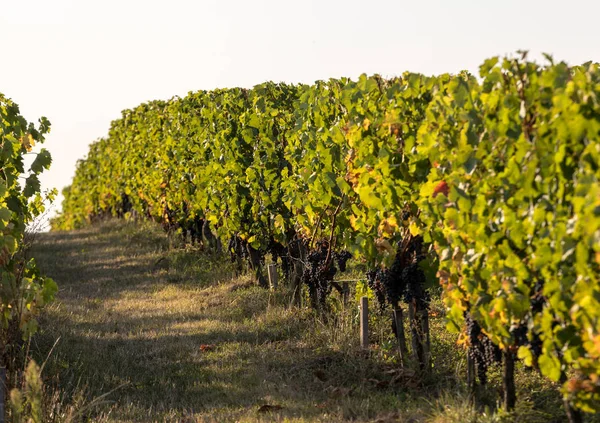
[199,344,215,352]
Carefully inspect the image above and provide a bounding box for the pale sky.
[1,0,599,217]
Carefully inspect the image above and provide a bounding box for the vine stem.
[324,194,345,268]
[309,207,328,250]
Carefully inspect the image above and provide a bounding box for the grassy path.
[29,221,567,423]
[29,221,415,422]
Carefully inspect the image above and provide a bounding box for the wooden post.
[408,302,418,361]
[503,351,516,411]
[360,296,369,350]
[392,306,408,367]
[0,367,5,423]
[291,259,303,306]
[408,301,425,369]
[267,264,278,290]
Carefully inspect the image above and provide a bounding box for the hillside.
[29,220,575,423]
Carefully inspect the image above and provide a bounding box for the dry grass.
[27,219,594,423]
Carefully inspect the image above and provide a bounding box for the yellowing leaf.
[378,216,398,236]
[20,134,35,152]
[518,346,534,367]
[409,221,421,236]
[593,335,600,357]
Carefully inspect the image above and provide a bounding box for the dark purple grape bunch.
[465,313,501,386]
[334,250,352,273]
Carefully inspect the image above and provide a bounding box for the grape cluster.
[384,250,405,305]
[161,206,178,233]
[465,313,501,385]
[511,325,528,346]
[529,332,542,361]
[116,193,133,218]
[512,324,542,364]
[176,212,205,245]
[505,279,546,367]
[366,269,387,312]
[530,279,545,314]
[403,263,429,309]
[188,215,205,245]
[366,235,429,311]
[334,250,352,272]
[405,235,424,261]
[160,204,204,244]
[302,242,337,309]
[228,236,249,263]
[266,239,291,279]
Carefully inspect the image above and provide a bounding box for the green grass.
[27,219,594,422]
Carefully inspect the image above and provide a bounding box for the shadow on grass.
[27,223,432,421]
[27,221,572,422]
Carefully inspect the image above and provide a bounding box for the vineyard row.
[54,54,600,419]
